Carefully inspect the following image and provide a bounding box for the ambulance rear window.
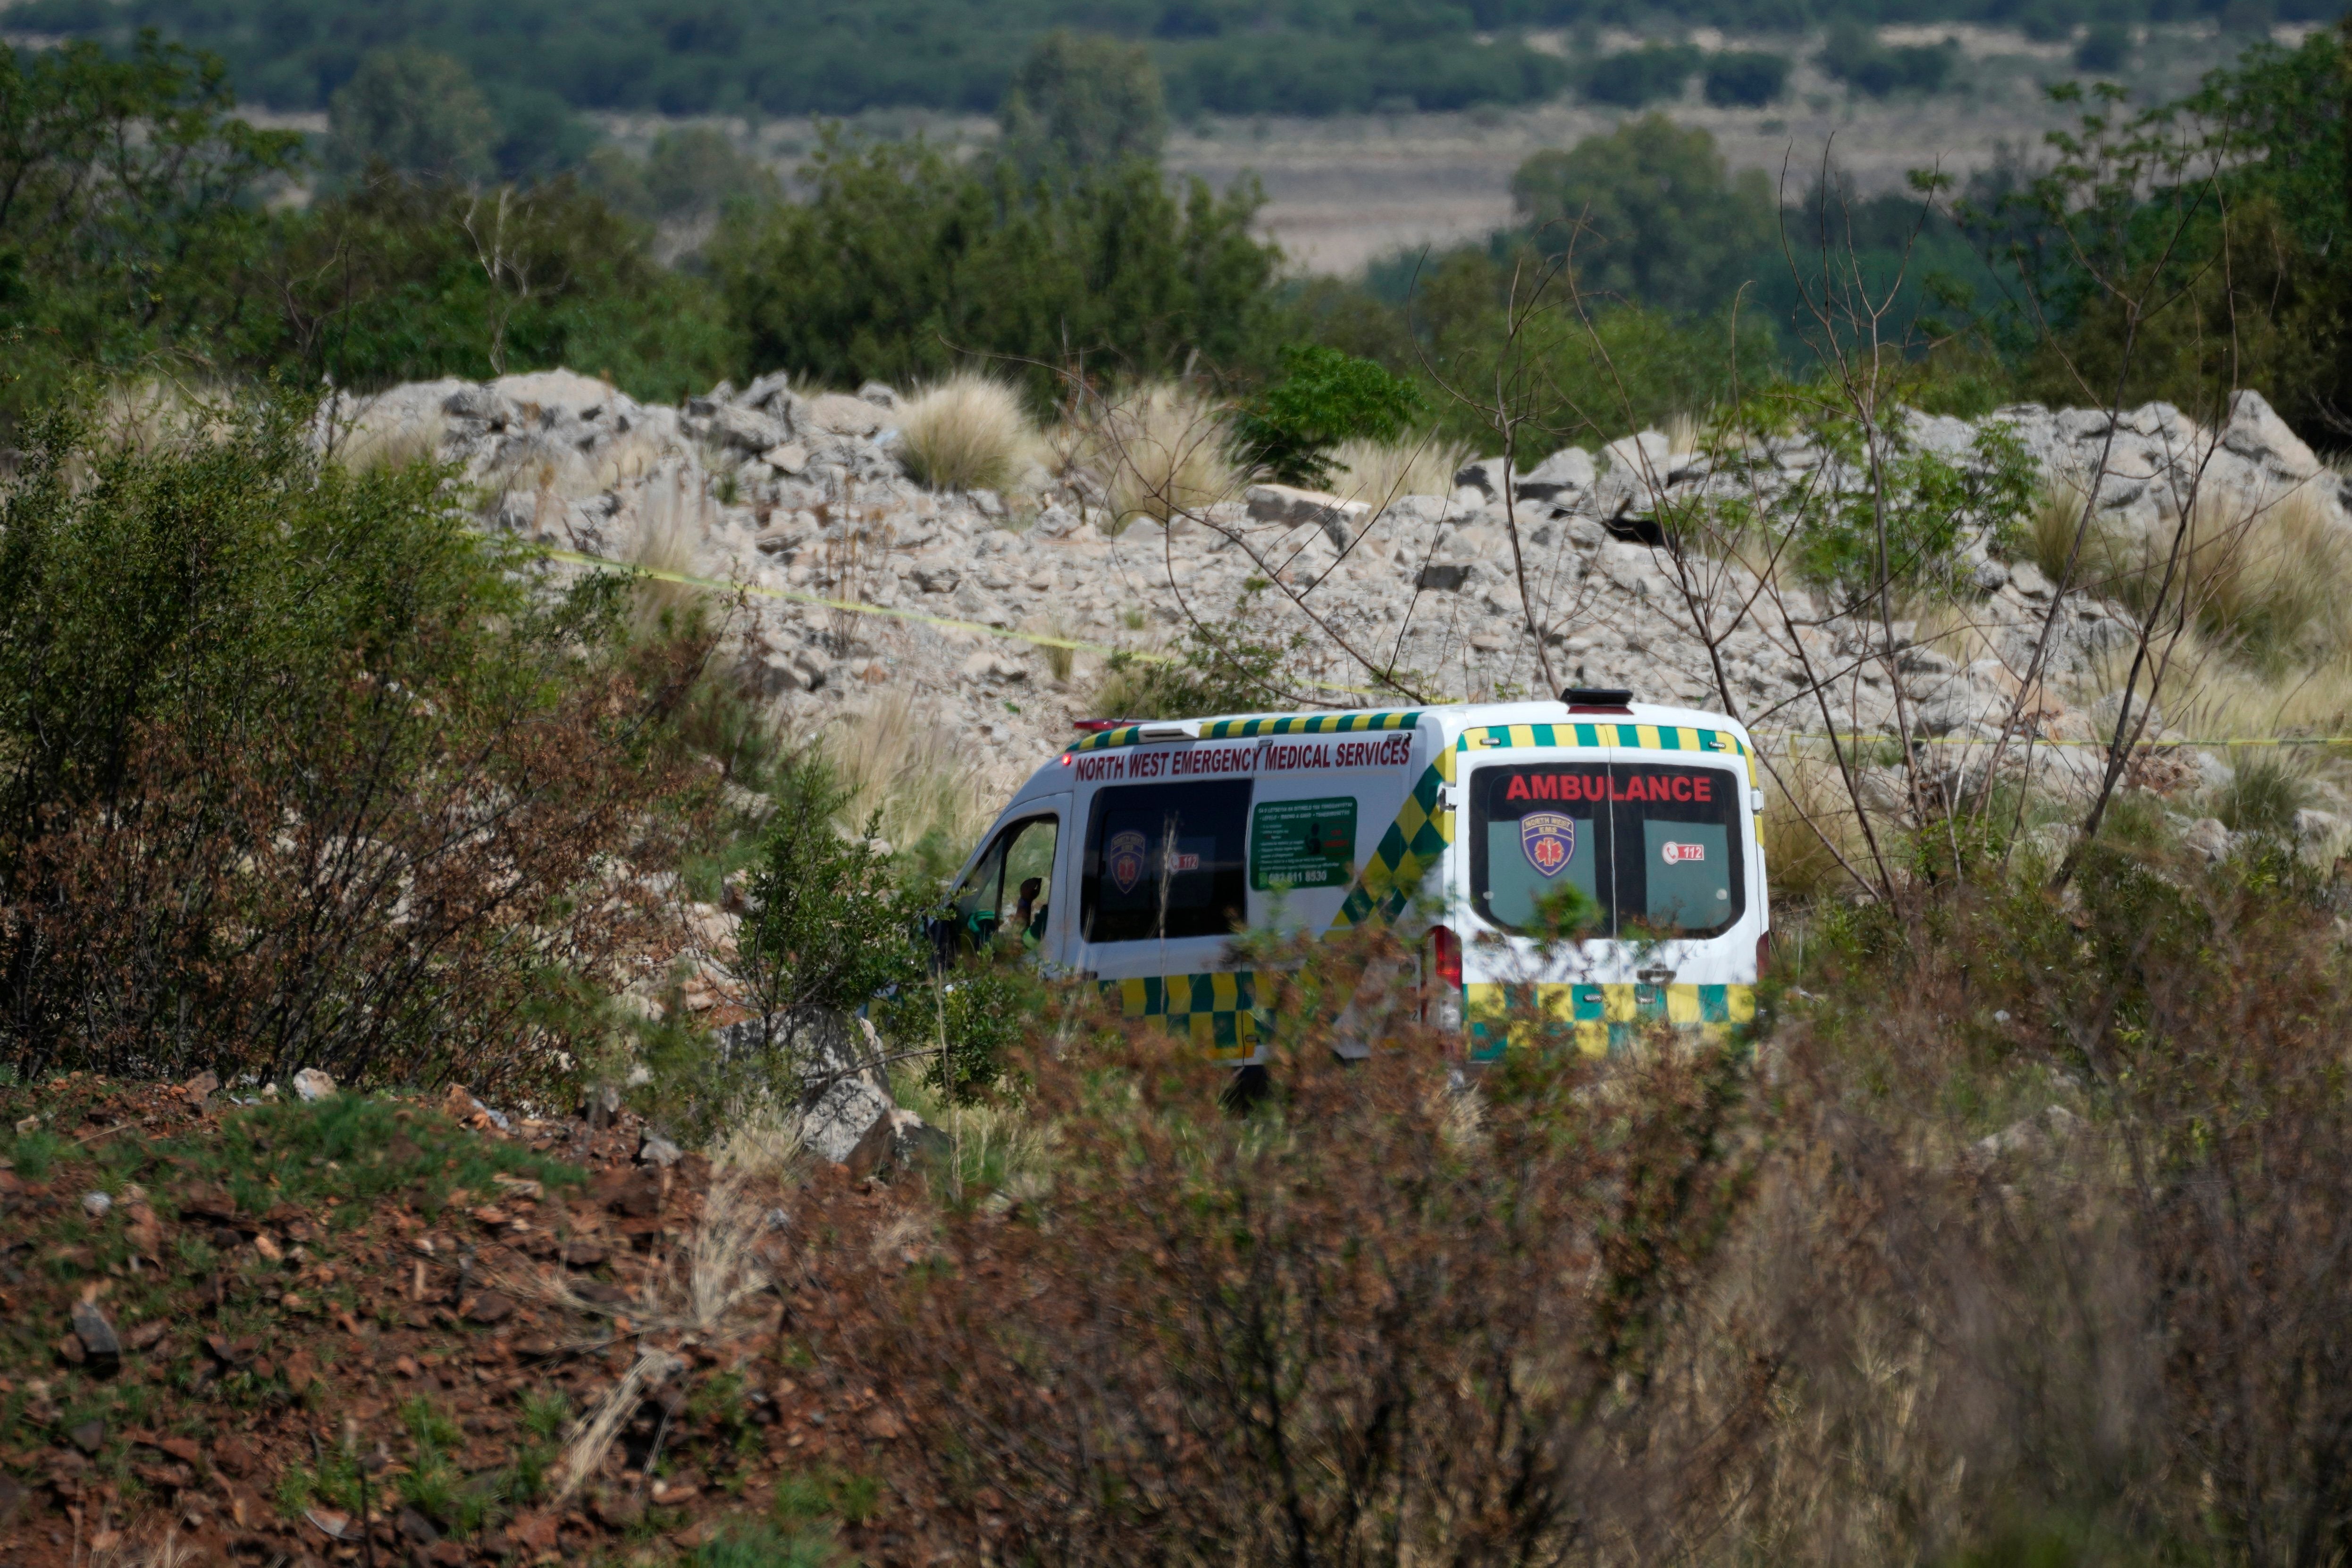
[1081,780,1252,944]
[1470,762,1743,939]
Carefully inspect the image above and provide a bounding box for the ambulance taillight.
[1425,924,1463,1033]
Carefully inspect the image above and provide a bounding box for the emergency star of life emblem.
[1520,812,1576,878]
[1108,829,1150,894]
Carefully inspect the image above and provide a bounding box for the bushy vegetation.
[1229,343,1423,488]
[709,129,1278,409]
[766,818,2352,1564]
[0,400,713,1094]
[1962,28,2352,435]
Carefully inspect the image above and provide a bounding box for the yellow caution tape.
[536,550,2352,742]
[536,546,1386,699]
[1781,733,2352,748]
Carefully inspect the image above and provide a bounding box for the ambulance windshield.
[1470,761,1743,939]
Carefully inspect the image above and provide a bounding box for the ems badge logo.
[1108,829,1150,894]
[1520,811,1576,878]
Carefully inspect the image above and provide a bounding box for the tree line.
[1,24,2345,452]
[15,0,2339,123]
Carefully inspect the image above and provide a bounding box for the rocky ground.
[0,1070,936,1567]
[331,368,2352,819]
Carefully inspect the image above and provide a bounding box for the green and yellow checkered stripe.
[1456,721,1756,781]
[1465,981,1756,1059]
[1100,971,1263,1060]
[1329,748,1456,931]
[1068,709,1423,752]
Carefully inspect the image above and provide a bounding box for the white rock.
[291,1067,336,1102]
[2222,388,2319,480]
[802,393,884,437]
[2182,817,2233,863]
[1601,430,1672,481]
[1521,445,1596,489]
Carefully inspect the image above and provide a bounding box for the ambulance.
[938,688,1766,1061]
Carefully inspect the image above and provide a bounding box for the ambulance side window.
[950,814,1058,954]
[1081,780,1252,944]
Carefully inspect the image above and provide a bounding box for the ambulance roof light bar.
[1561,687,1634,713]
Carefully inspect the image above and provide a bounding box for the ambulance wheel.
[1220,1065,1272,1113]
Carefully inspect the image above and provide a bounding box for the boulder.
[1601,430,1672,482]
[802,393,884,438]
[713,1010,897,1170]
[1244,483,1370,549]
[2182,816,2234,863]
[712,403,788,453]
[1521,445,1596,490]
[2221,388,2320,480]
[1453,457,1511,499]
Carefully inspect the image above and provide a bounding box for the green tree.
[998,31,1169,176]
[1578,44,1701,109]
[1818,23,1958,97]
[269,174,736,396]
[712,128,1277,405]
[1958,29,2352,433]
[1510,117,1776,318]
[589,127,781,222]
[0,35,302,420]
[1704,51,1790,107]
[737,753,924,1026]
[327,48,499,184]
[1232,344,1423,487]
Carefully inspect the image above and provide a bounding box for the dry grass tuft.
[1912,600,2004,671]
[510,1158,781,1501]
[2027,473,2090,587]
[95,379,229,455]
[1058,382,1240,532]
[1760,750,1877,904]
[627,468,711,636]
[1326,432,1474,508]
[818,691,994,861]
[898,373,1037,494]
[2092,481,2352,671]
[552,1348,688,1502]
[2096,620,2352,745]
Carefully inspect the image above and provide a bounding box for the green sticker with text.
[1251,797,1359,890]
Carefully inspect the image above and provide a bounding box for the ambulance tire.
[1220,1065,1272,1114]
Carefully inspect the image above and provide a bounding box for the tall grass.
[1058,382,1240,532]
[897,372,1035,494]
[2093,483,2352,670]
[1327,432,1474,507]
[816,691,992,875]
[1760,750,1875,904]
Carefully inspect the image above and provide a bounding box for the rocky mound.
[327,371,2352,808]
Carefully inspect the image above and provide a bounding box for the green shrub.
[1230,344,1422,489]
[0,401,704,1093]
[1579,44,1703,108]
[1703,51,1790,107]
[1093,584,1327,720]
[737,751,928,1024]
[1818,23,1958,97]
[2215,748,2312,835]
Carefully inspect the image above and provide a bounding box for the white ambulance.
[939,689,1766,1061]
